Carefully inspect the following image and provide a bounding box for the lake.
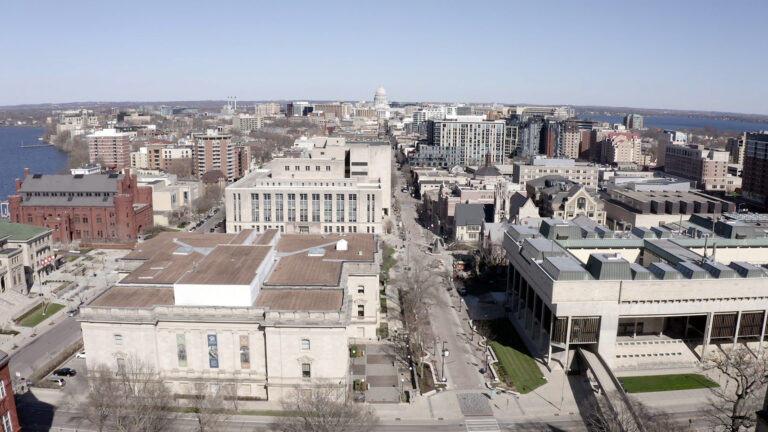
[581,115,768,133]
[0,127,68,202]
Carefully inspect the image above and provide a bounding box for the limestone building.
[79,230,381,401]
[226,138,391,235]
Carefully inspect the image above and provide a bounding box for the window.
[305,166,310,171]
[0,380,5,399]
[577,197,586,210]
[299,194,308,222]
[116,358,126,373]
[316,165,320,171]
[302,363,311,378]
[285,165,289,171]
[295,165,300,171]
[324,194,333,222]
[357,285,365,294]
[349,194,357,222]
[301,338,311,350]
[312,194,320,222]
[288,193,296,222]
[114,334,123,345]
[263,193,272,222]
[275,193,284,222]
[208,334,219,368]
[326,166,331,171]
[177,334,187,367]
[336,194,345,222]
[357,305,365,317]
[250,194,259,222]
[2,412,11,432]
[240,346,250,367]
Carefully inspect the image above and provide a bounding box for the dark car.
[53,368,76,377]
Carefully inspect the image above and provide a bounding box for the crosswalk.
[465,417,501,432]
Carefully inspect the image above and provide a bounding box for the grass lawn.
[619,373,719,393]
[18,303,65,327]
[489,320,546,394]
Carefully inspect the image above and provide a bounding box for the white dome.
[375,86,386,96]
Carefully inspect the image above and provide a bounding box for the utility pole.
[441,340,447,382]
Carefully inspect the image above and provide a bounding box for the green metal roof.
[0,221,50,241]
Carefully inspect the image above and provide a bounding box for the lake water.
[0,127,68,202]
[581,115,768,133]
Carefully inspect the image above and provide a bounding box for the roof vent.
[336,239,348,251]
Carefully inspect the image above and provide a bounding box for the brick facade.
[0,353,20,432]
[8,169,153,244]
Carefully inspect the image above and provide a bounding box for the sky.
[1,0,767,115]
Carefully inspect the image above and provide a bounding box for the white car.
[75,350,86,359]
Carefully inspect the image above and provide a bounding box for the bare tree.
[166,158,194,179]
[396,254,439,376]
[586,393,682,432]
[83,356,175,432]
[705,346,768,432]
[188,383,230,432]
[272,383,379,432]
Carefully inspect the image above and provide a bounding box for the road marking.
[465,417,500,432]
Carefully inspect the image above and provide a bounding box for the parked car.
[75,350,86,359]
[210,228,215,233]
[67,309,79,317]
[53,368,76,377]
[47,377,66,387]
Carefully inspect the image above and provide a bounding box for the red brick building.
[0,351,20,432]
[9,169,152,244]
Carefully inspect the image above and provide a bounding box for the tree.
[167,158,194,179]
[188,383,229,432]
[272,384,379,432]
[586,393,682,432]
[705,346,768,432]
[82,356,175,432]
[396,254,439,377]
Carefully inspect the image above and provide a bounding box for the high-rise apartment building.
[87,129,132,169]
[253,103,281,117]
[726,132,747,165]
[425,118,510,166]
[233,115,264,133]
[601,133,643,165]
[193,129,235,182]
[665,144,730,191]
[742,133,768,208]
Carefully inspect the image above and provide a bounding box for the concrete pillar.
[734,310,742,345]
[659,317,664,338]
[702,312,713,361]
[759,310,768,355]
[563,316,572,371]
[539,303,546,350]
[547,316,554,367]
[684,316,690,339]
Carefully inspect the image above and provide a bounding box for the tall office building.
[87,129,132,169]
[665,144,730,192]
[623,113,644,130]
[742,133,768,208]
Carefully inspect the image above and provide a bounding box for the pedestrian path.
[465,417,500,432]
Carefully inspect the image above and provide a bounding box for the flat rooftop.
[177,245,270,285]
[90,286,175,308]
[255,289,343,311]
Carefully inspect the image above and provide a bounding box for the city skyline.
[2,0,767,114]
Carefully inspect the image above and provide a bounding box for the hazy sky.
[2,0,767,114]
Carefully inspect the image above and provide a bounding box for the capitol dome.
[375,85,386,97]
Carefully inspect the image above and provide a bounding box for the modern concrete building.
[742,132,768,209]
[602,180,736,230]
[504,216,768,372]
[512,157,599,190]
[226,138,391,235]
[0,221,55,288]
[78,230,381,402]
[88,129,132,170]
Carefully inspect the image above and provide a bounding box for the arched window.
[577,197,587,210]
[240,346,250,364]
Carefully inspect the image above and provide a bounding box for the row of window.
[251,193,359,223]
[284,165,332,172]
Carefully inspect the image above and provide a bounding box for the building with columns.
[78,229,381,402]
[503,216,768,372]
[226,137,391,235]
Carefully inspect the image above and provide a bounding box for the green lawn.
[18,303,65,327]
[619,373,719,393]
[489,320,546,394]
